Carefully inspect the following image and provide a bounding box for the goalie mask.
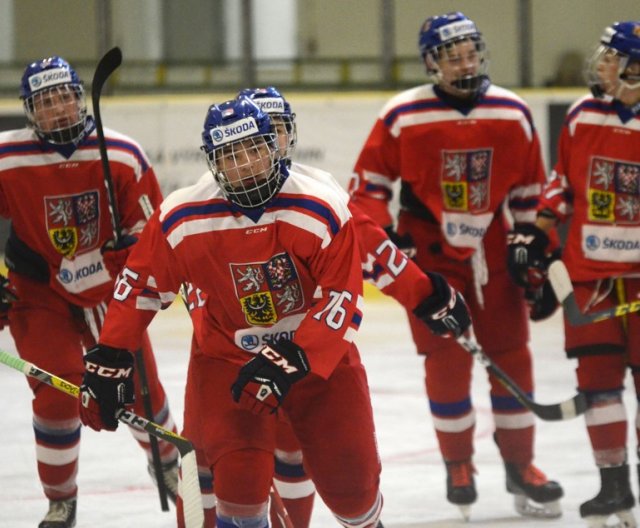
[418,12,489,97]
[202,97,284,209]
[237,86,297,165]
[20,56,89,145]
[586,21,640,100]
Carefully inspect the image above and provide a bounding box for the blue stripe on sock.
[429,397,472,416]
[34,424,81,446]
[274,457,307,478]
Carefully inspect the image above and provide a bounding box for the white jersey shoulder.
[284,165,352,226]
[291,162,349,201]
[100,126,152,164]
[0,128,58,171]
[0,127,37,145]
[378,84,436,117]
[485,84,530,108]
[566,93,603,115]
[158,172,221,222]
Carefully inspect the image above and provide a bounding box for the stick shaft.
[91,47,168,510]
[91,46,123,243]
[457,335,587,421]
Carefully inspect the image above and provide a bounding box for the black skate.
[445,460,477,520]
[580,465,636,528]
[39,498,77,528]
[148,458,179,504]
[504,462,563,518]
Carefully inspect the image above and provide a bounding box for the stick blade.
[91,47,122,100]
[547,260,572,302]
[532,392,587,421]
[180,450,205,528]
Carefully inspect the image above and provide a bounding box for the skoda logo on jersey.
[241,335,260,351]
[585,235,601,251]
[58,268,74,284]
[210,116,257,147]
[446,222,457,236]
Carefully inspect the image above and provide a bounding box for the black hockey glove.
[506,223,550,288]
[101,234,138,279]
[523,249,561,321]
[413,271,471,338]
[231,339,310,415]
[384,226,417,259]
[0,274,17,331]
[525,281,559,322]
[80,345,135,431]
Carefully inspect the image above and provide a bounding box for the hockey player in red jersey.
[79,97,387,528]
[0,56,180,527]
[193,86,467,528]
[350,11,564,520]
[507,21,640,527]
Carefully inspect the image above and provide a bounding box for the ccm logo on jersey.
[261,345,300,374]
[246,226,268,234]
[85,361,133,379]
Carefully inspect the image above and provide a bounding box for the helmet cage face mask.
[424,36,488,95]
[586,23,640,99]
[236,87,298,162]
[20,56,88,145]
[24,84,88,145]
[205,133,282,209]
[271,113,297,162]
[419,13,488,96]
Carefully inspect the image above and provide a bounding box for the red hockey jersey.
[350,84,546,260]
[100,168,365,379]
[292,162,433,310]
[538,94,640,281]
[0,126,162,306]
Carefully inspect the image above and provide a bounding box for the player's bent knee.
[574,351,626,392]
[333,490,383,528]
[214,449,273,505]
[33,384,80,420]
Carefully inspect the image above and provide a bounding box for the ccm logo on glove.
[85,361,133,379]
[231,339,310,415]
[260,345,303,374]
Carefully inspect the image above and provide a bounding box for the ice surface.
[1,298,637,527]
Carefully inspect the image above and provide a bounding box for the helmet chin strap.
[589,84,606,98]
[451,74,484,91]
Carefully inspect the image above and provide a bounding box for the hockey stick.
[269,485,295,528]
[457,334,587,421]
[0,349,205,528]
[548,260,640,325]
[92,47,170,511]
[92,46,123,244]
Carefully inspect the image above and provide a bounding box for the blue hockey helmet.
[19,56,88,144]
[202,97,284,209]
[237,86,297,163]
[586,21,640,98]
[417,12,488,95]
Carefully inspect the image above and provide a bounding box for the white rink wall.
[0,89,585,197]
